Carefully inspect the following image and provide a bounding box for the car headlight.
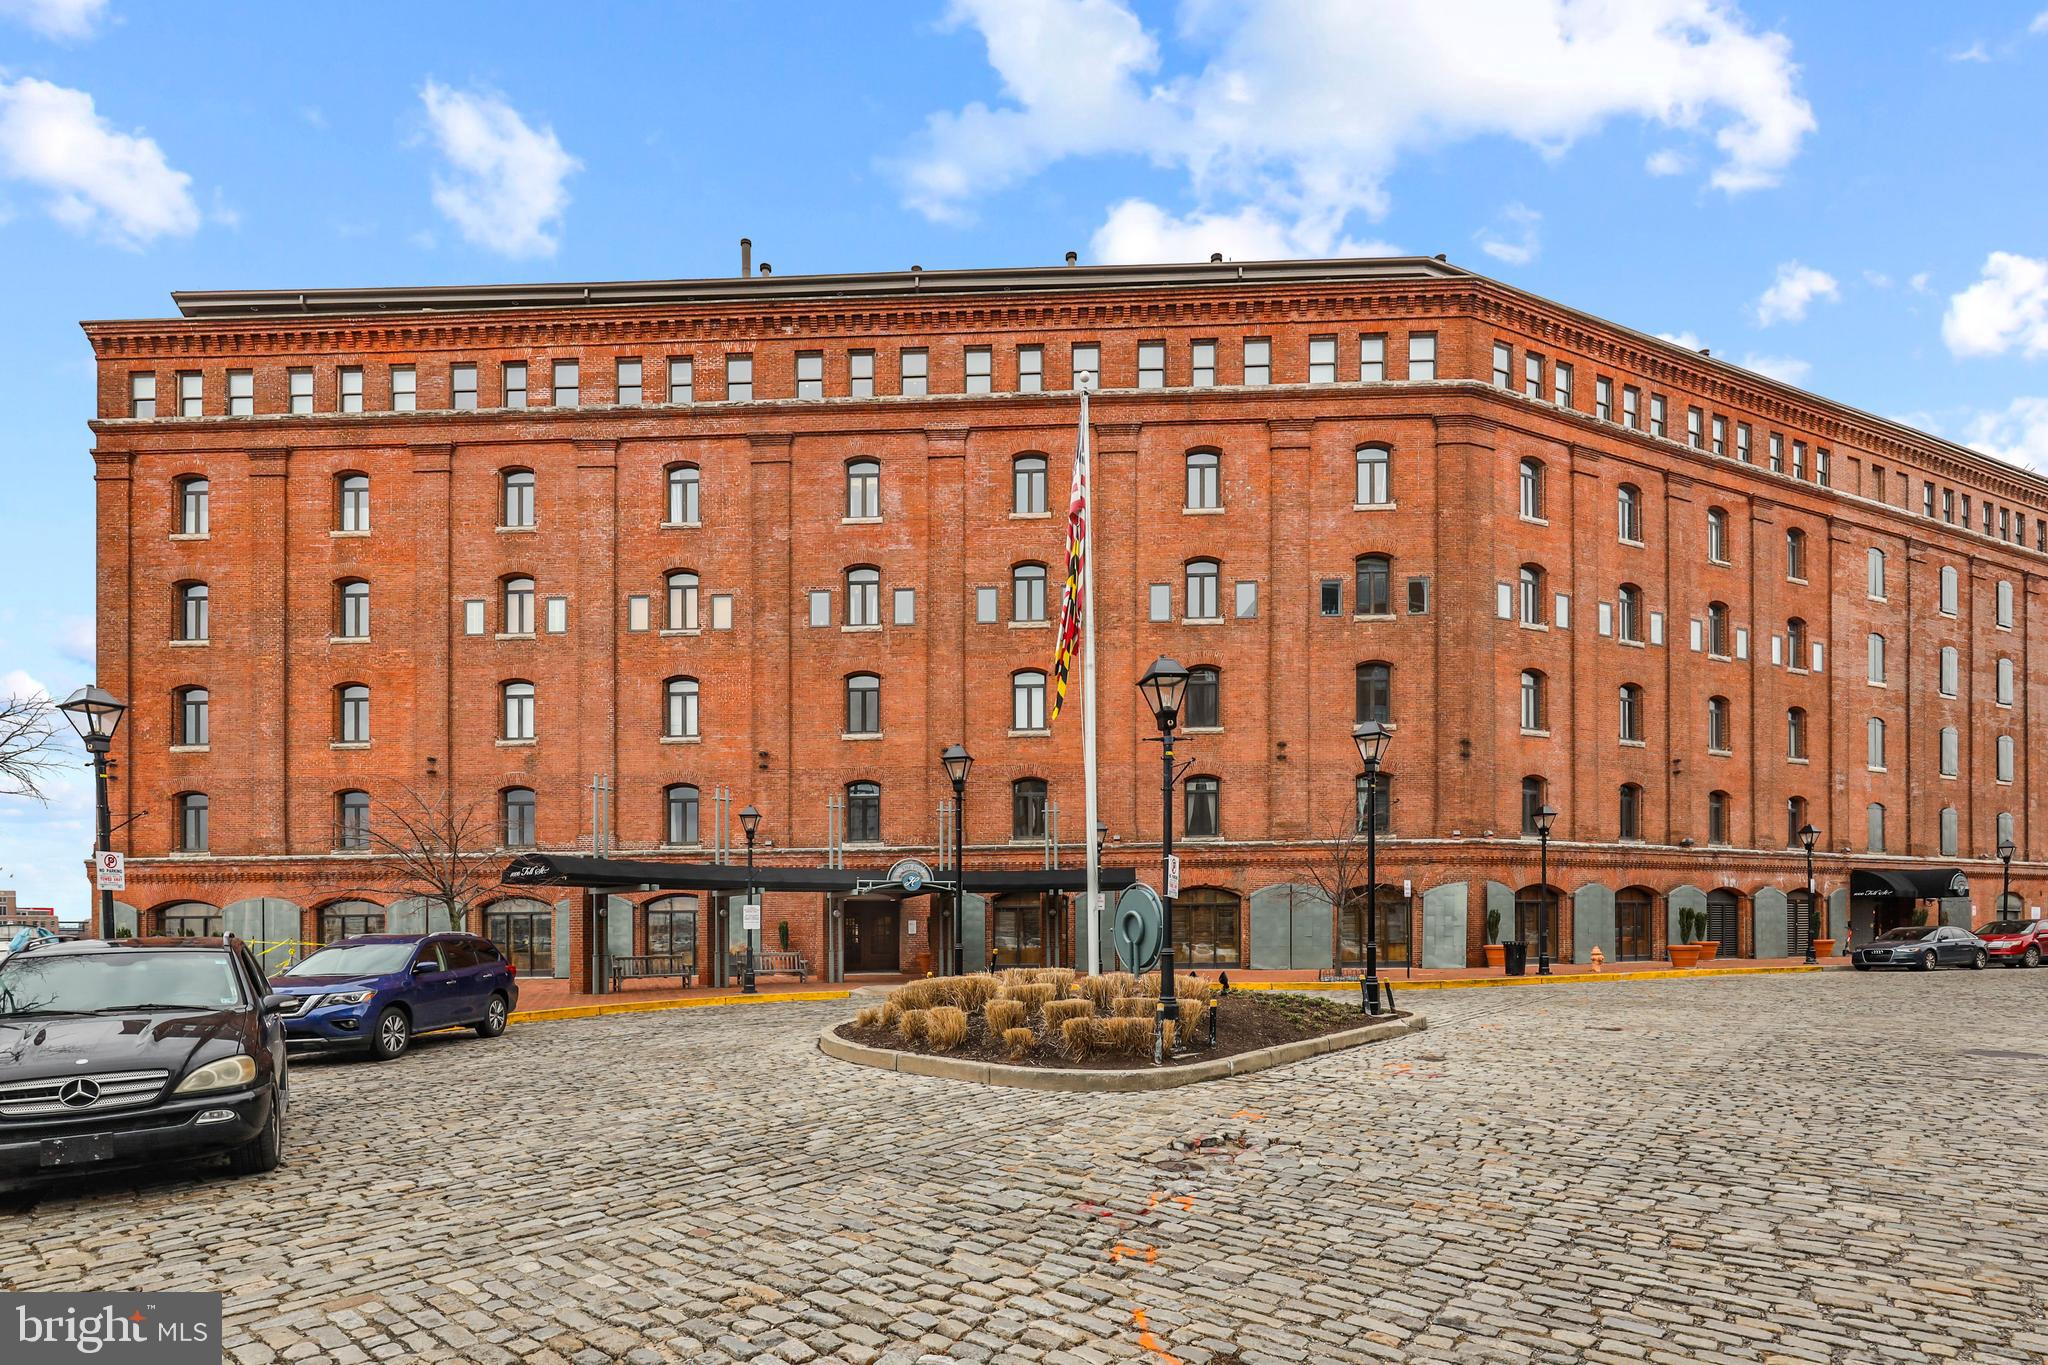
[318,990,374,1008]
[173,1054,258,1095]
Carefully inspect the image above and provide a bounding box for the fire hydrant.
[1589,945,1606,972]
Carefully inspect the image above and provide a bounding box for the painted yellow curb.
[511,988,850,1025]
[1234,964,1826,994]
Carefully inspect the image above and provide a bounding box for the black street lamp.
[1353,720,1394,1015]
[1137,656,1189,1030]
[58,685,127,939]
[1799,822,1821,964]
[1534,804,1558,975]
[1999,836,2017,926]
[940,744,972,975]
[739,805,761,994]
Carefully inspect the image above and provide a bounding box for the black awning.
[1850,867,1969,900]
[502,853,1136,896]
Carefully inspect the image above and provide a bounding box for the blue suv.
[269,933,518,1060]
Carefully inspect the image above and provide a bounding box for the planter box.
[1483,943,1506,971]
[1668,943,1703,969]
[1814,938,1837,958]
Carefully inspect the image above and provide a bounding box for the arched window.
[1707,790,1731,845]
[1519,669,1546,732]
[846,459,880,519]
[1998,810,2015,849]
[336,579,370,639]
[1939,726,1959,777]
[321,898,384,941]
[1707,695,1731,752]
[1355,554,1391,615]
[1998,656,2015,706]
[1939,564,1959,615]
[664,677,700,739]
[1704,889,1740,954]
[175,686,209,747]
[336,791,371,850]
[1184,775,1220,837]
[1513,884,1562,947]
[1617,483,1643,542]
[1787,617,1807,663]
[1619,684,1644,743]
[1617,583,1642,643]
[1618,784,1643,841]
[176,476,209,535]
[1355,662,1391,724]
[1185,558,1220,619]
[177,581,209,642]
[1185,448,1220,509]
[1186,666,1220,728]
[1786,795,1808,847]
[664,784,700,845]
[1706,506,1729,562]
[1867,547,1886,599]
[1939,646,1959,697]
[1355,444,1391,505]
[846,781,881,843]
[1520,776,1547,834]
[1012,562,1048,622]
[1706,602,1730,657]
[501,468,535,529]
[1175,887,1241,966]
[502,787,536,847]
[1868,631,1887,684]
[665,570,700,631]
[646,894,698,960]
[1013,453,1048,515]
[1012,670,1047,731]
[1998,734,2015,783]
[176,792,209,852]
[1787,706,1807,760]
[665,464,700,525]
[1518,458,1545,520]
[1519,564,1545,625]
[1354,772,1392,835]
[846,566,880,626]
[1012,778,1048,839]
[502,681,535,740]
[336,472,370,532]
[845,673,880,735]
[1867,801,1886,852]
[1785,527,1807,579]
[1940,805,1959,857]
[503,576,535,634]
[1615,887,1654,959]
[160,900,221,937]
[336,683,370,744]
[1867,716,1886,769]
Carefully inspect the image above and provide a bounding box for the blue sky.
[5,0,2048,917]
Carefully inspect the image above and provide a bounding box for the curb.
[511,988,850,1025]
[817,1013,1427,1092]
[1235,963,1826,995]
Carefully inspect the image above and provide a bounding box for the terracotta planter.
[1813,938,1837,959]
[1668,943,1703,969]
[1483,943,1506,970]
[1693,941,1719,963]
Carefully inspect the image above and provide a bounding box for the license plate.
[39,1133,116,1168]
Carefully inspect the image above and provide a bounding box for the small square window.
[1320,580,1343,617]
[1234,580,1258,618]
[894,587,916,625]
[463,600,486,635]
[710,594,734,630]
[809,589,832,627]
[975,586,999,623]
[544,597,568,633]
[1149,584,1172,621]
[627,596,650,632]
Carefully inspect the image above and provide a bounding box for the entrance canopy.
[1850,867,1968,901]
[503,853,1135,897]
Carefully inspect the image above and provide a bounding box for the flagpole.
[1080,379,1102,976]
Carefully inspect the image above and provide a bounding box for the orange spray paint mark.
[1109,1243,1159,1264]
[1132,1308,1183,1364]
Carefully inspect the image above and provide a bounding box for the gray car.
[1851,924,1988,972]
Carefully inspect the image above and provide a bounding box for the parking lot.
[4,971,2047,1363]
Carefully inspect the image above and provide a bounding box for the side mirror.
[260,993,291,1014]
[411,961,434,975]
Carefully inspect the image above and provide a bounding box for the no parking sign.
[95,850,125,892]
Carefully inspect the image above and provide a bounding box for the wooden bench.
[608,953,697,992]
[728,949,810,985]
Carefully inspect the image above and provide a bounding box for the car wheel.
[1919,950,1937,972]
[1972,949,1988,970]
[370,1006,411,1061]
[2027,946,2041,968]
[226,1088,284,1177]
[473,993,509,1038]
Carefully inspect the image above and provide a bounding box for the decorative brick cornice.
[1431,414,1496,447]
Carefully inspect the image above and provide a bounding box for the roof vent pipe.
[759,263,772,276]
[1210,252,1223,262]
[1065,251,1078,265]
[741,238,752,276]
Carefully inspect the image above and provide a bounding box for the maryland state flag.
[1047,428,1089,722]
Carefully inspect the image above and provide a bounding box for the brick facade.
[82,257,2048,983]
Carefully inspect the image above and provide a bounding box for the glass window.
[177,476,209,535]
[1353,776,1392,838]
[794,352,822,399]
[848,350,874,398]
[1012,562,1047,622]
[724,354,752,401]
[1650,393,1666,437]
[665,677,700,739]
[846,459,880,519]
[337,684,370,744]
[1242,338,1270,385]
[1406,333,1435,380]
[665,570,699,630]
[1492,342,1513,388]
[1191,340,1216,387]
[1519,564,1545,626]
[552,359,580,407]
[846,674,880,735]
[1595,376,1613,421]
[1184,776,1220,837]
[178,582,209,641]
[1618,484,1642,542]
[1998,656,2015,706]
[503,576,534,634]
[1620,684,1644,742]
[451,364,477,411]
[1786,528,1806,579]
[1998,734,2015,783]
[1355,662,1391,724]
[338,367,363,413]
[667,356,694,403]
[1185,559,1219,619]
[1186,666,1220,728]
[847,567,880,626]
[176,686,209,746]
[502,682,535,741]
[502,788,536,847]
[1868,632,1886,684]
[1518,458,1544,520]
[1356,555,1391,616]
[611,356,643,405]
[1867,802,1886,852]
[129,372,156,418]
[1867,547,1886,599]
[666,465,700,524]
[1186,449,1220,509]
[965,346,992,394]
[1355,445,1390,505]
[1175,887,1240,965]
[502,361,527,408]
[1707,507,1729,563]
[1235,580,1258,618]
[1309,336,1337,384]
[1868,717,1886,769]
[389,366,415,413]
[178,371,203,416]
[847,782,881,843]
[335,795,372,852]
[1011,670,1047,730]
[1524,352,1544,399]
[1769,432,1784,473]
[1787,617,1807,663]
[338,579,370,638]
[892,588,914,625]
[810,590,833,628]
[1686,407,1702,448]
[1617,584,1642,643]
[1013,454,1047,514]
[664,787,700,845]
[502,469,535,529]
[1787,706,1807,760]
[177,792,209,852]
[899,348,928,396]
[1618,785,1642,842]
[1707,791,1730,845]
[1360,335,1386,382]
[1707,696,1731,752]
[1138,342,1165,389]
[1016,346,1041,393]
[1520,670,1546,731]
[1711,415,1726,455]
[1012,779,1048,839]
[1622,385,1640,429]
[1939,646,1958,697]
[337,473,370,532]
[1070,343,1100,390]
[1707,602,1729,656]
[1553,361,1573,407]
[227,369,254,416]
[1520,776,1547,835]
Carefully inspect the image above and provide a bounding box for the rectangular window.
[1407,577,1430,614]
[1320,580,1343,617]
[1595,376,1613,422]
[1553,361,1572,407]
[1492,342,1513,388]
[1817,447,1831,487]
[1360,334,1386,382]
[179,371,203,416]
[1406,333,1436,381]
[1138,341,1165,389]
[893,587,916,625]
[1997,580,2015,629]
[667,356,694,403]
[627,596,649,632]
[1234,580,1258,618]
[450,364,477,411]
[503,362,527,409]
[463,600,486,635]
[226,369,254,416]
[1943,488,1955,522]
[1309,336,1337,384]
[724,355,752,401]
[544,597,568,634]
[849,350,875,398]
[339,367,363,413]
[1769,432,1784,473]
[128,372,156,418]
[1243,337,1271,385]
[1649,393,1666,437]
[900,348,929,396]
[389,366,415,413]
[1071,343,1100,390]
[965,346,992,394]
[617,357,643,404]
[1148,583,1171,622]
[711,594,734,630]
[1191,340,1216,387]
[790,351,823,400]
[1524,352,1544,399]
[1622,386,1640,429]
[1686,407,1702,448]
[976,585,999,623]
[1016,345,1041,393]
[1736,423,1751,462]
[1710,415,1726,456]
[1923,481,1936,517]
[1792,440,1808,480]
[552,359,580,407]
[809,590,832,627]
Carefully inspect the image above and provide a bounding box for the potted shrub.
[1668,907,1703,969]
[1483,906,1506,970]
[1813,935,1837,959]
[777,920,791,952]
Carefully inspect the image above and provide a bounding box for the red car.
[1977,919,2048,967]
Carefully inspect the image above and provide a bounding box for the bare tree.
[0,691,70,804]
[343,784,505,936]
[1291,811,1377,930]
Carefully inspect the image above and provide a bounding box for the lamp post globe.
[739,805,761,994]
[1533,804,1558,976]
[940,745,972,975]
[59,686,127,940]
[1137,656,1190,1042]
[1352,721,1394,1015]
[1798,822,1821,964]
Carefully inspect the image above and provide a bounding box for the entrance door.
[1614,890,1653,961]
[1705,890,1741,955]
[991,894,1045,968]
[487,906,554,977]
[1786,891,1813,957]
[844,901,900,972]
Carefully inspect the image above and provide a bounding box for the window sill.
[1788,575,1808,586]
[1620,739,1646,748]
[1182,617,1224,626]
[659,521,702,531]
[1708,748,1733,758]
[497,525,538,534]
[1521,728,1550,738]
[331,741,370,750]
[842,623,882,633]
[842,516,883,526]
[1868,680,1888,689]
[169,745,209,754]
[329,636,369,645]
[1707,652,1730,662]
[496,632,536,641]
[496,738,536,748]
[331,529,370,539]
[169,533,210,542]
[1008,620,1051,630]
[840,732,882,741]
[1353,613,1396,623]
[1520,621,1548,632]
[1008,729,1052,739]
[1708,558,1731,568]
[1010,511,1052,521]
[1520,515,1549,527]
[660,735,702,745]
[1617,637,1645,649]
[1788,757,1810,765]
[1787,666,1807,676]
[1183,506,1224,516]
[1619,537,1645,549]
[168,639,209,648]
[1182,726,1222,735]
[659,628,702,637]
[1351,502,1397,512]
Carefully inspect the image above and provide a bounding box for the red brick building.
[82,255,2048,987]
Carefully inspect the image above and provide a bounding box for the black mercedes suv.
[0,936,289,1187]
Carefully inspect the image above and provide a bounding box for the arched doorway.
[1705,889,1743,956]
[486,897,555,977]
[1174,887,1243,968]
[1615,887,1655,961]
[318,899,385,943]
[157,901,221,938]
[1785,890,1814,957]
[1339,884,1410,967]
[644,895,698,974]
[1514,885,1566,959]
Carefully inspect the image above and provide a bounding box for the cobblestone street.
[5,972,2047,1363]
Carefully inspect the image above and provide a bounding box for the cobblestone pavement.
[5,972,2048,1364]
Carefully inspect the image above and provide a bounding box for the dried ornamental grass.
[1093,1016,1155,1057]
[1000,983,1057,1014]
[1034,968,1076,996]
[925,1006,970,1051]
[1001,1027,1037,1059]
[1176,975,1223,1002]
[1110,996,1154,1019]
[1071,975,1121,1011]
[955,974,1001,1012]
[1177,999,1208,1040]
[853,1005,883,1029]
[890,979,940,1011]
[984,998,1027,1034]
[1058,1016,1097,1060]
[998,967,1038,986]
[878,999,904,1028]
[1041,998,1094,1029]
[896,1009,931,1044]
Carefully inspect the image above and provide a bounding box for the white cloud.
[1739,352,1811,384]
[1657,330,1707,351]
[1862,269,1893,289]
[1753,261,1839,325]
[1090,198,1397,264]
[1645,148,1690,176]
[55,616,93,666]
[419,82,579,259]
[1475,202,1541,266]
[1943,251,2048,358]
[1910,271,1931,294]
[0,0,108,40]
[2035,10,2048,35]
[1949,41,1991,63]
[0,76,199,245]
[1,667,50,701]
[900,0,1814,259]
[1963,397,2048,472]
